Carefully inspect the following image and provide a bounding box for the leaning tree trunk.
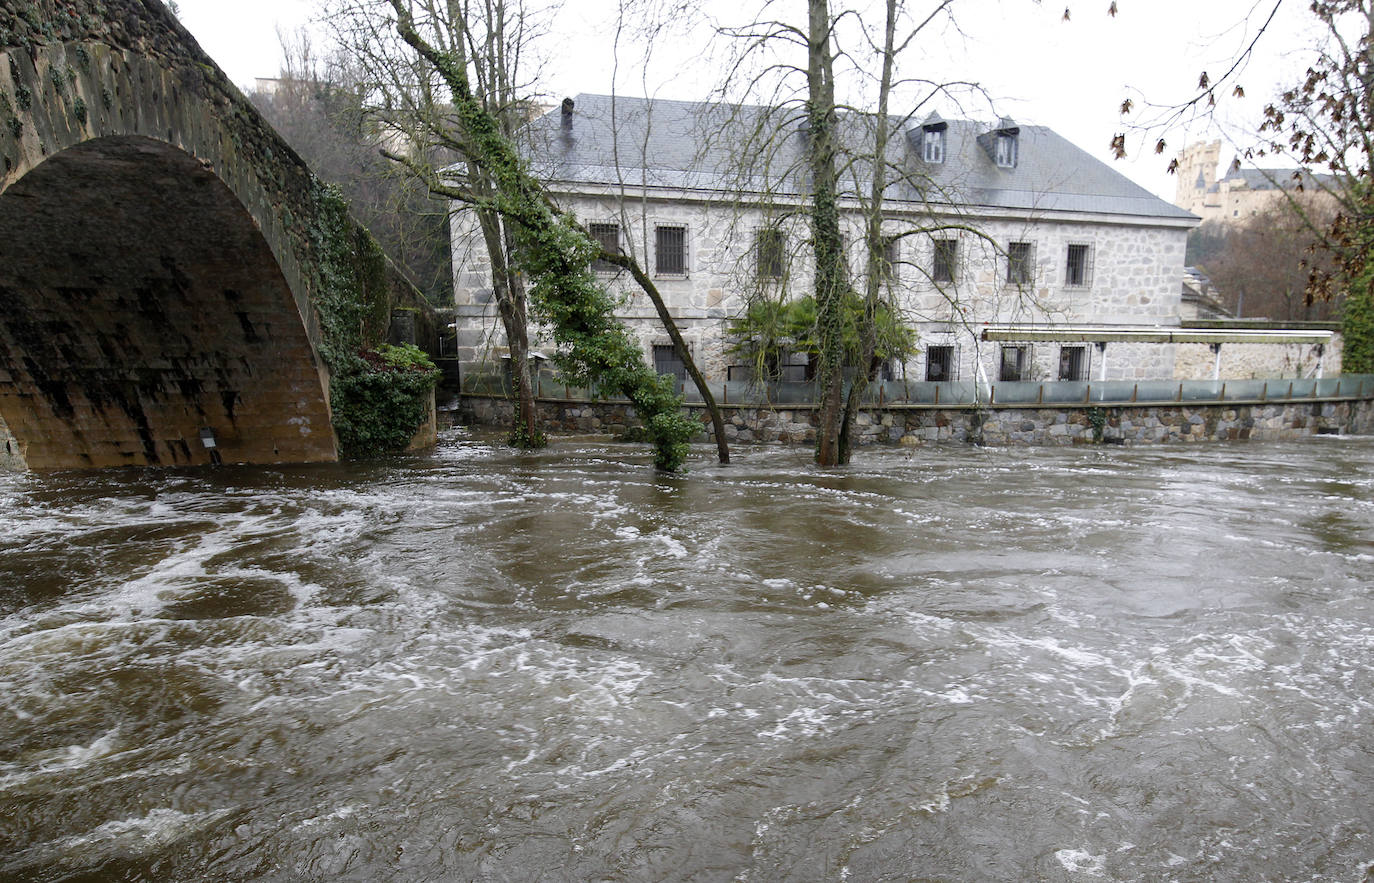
[601,251,731,464]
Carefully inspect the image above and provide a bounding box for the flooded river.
[1,432,1372,881]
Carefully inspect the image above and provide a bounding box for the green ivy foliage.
[330,344,440,457]
[309,182,438,457]
[1338,182,1374,375]
[1342,271,1374,374]
[444,81,696,468]
[385,7,699,470]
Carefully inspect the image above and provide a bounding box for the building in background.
[452,97,1340,389]
[1174,140,1332,227]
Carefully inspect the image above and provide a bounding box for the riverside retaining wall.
[457,394,1374,448]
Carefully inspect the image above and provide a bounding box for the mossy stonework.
[0,0,436,469]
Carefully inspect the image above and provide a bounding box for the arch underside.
[0,137,336,470]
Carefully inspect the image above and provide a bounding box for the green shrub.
[330,346,439,457]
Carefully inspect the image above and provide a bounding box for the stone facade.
[452,95,1200,389]
[457,393,1373,449]
[1174,337,1342,380]
[454,197,1193,386]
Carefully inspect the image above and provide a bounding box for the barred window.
[756,227,785,280]
[932,237,958,284]
[1007,241,1034,284]
[999,345,1029,381]
[1065,243,1094,288]
[655,225,688,275]
[925,345,955,381]
[881,237,900,282]
[653,344,686,381]
[589,222,621,273]
[1059,345,1088,381]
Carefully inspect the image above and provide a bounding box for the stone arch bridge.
[0,0,436,470]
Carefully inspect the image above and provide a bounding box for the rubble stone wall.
[457,394,1374,449]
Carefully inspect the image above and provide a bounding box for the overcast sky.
[169,0,1319,201]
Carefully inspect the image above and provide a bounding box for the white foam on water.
[756,705,824,740]
[291,803,365,831]
[1054,847,1106,877]
[7,806,236,871]
[937,686,973,704]
[652,531,689,559]
[0,729,124,791]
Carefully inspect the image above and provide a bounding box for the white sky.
[171,0,1319,201]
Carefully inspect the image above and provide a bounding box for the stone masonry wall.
[451,191,1192,385]
[0,410,20,470]
[1174,339,1342,380]
[458,394,1374,449]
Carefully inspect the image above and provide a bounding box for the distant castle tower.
[1174,140,1220,216]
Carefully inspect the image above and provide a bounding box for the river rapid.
[0,432,1371,881]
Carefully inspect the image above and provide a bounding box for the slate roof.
[1209,166,1334,193]
[524,94,1196,223]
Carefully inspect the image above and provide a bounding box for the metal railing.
[460,373,1374,408]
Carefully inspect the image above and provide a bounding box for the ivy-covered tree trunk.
[1340,188,1374,374]
[807,0,848,468]
[387,0,699,470]
[475,199,543,447]
[838,0,899,466]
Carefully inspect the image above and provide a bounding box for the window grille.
[881,237,900,283]
[925,344,956,381]
[1065,243,1093,288]
[1058,345,1088,381]
[932,237,958,284]
[1007,241,1034,284]
[655,225,688,275]
[589,222,621,273]
[652,344,687,381]
[756,228,785,280]
[999,345,1029,381]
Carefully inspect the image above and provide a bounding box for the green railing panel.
[464,373,1374,408]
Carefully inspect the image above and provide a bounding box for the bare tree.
[249,34,453,307]
[1200,195,1341,321]
[319,0,550,446]
[324,0,732,461]
[713,0,1046,464]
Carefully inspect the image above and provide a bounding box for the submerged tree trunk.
[475,199,544,446]
[838,0,899,465]
[601,250,730,464]
[807,0,848,467]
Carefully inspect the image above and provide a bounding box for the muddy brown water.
[1,431,1371,881]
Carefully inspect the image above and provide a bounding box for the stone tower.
[1174,141,1221,215]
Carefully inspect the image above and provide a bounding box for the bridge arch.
[0,134,335,468]
[0,9,421,469]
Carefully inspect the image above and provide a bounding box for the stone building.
[452,95,1206,386]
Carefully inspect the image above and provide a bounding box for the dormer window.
[978,117,1020,169]
[923,127,945,163]
[995,132,1017,168]
[916,112,948,164]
